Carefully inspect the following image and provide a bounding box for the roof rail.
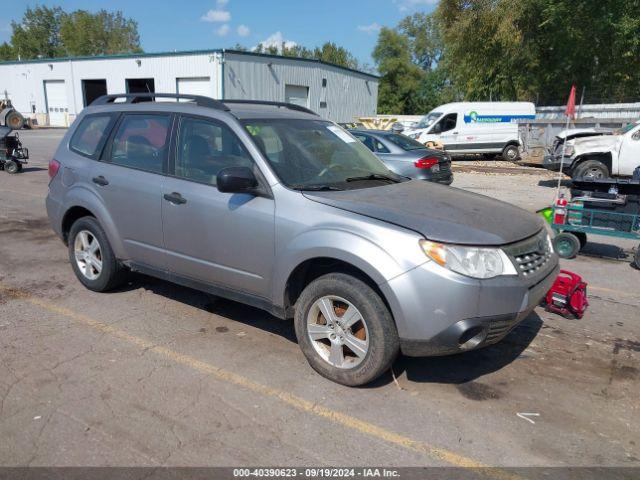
[222,99,319,116]
[91,93,230,111]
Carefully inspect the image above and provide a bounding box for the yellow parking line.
[0,283,520,480]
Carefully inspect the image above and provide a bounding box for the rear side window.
[109,114,171,174]
[353,134,375,152]
[69,114,114,158]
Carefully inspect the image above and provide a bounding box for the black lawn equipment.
[0,101,29,174]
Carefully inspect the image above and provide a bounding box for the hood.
[304,180,544,245]
[571,134,619,152]
[556,128,612,141]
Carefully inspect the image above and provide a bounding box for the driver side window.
[175,116,253,186]
[434,113,457,134]
[109,114,171,174]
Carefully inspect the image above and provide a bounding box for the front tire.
[294,273,399,386]
[4,160,19,174]
[502,144,519,161]
[572,160,609,180]
[68,216,126,292]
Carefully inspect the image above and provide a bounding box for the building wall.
[0,50,379,126]
[223,53,378,123]
[0,52,222,126]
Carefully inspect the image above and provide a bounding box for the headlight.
[562,145,575,157]
[419,240,518,279]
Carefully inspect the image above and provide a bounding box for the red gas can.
[545,270,589,319]
[553,194,568,225]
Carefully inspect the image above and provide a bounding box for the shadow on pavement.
[372,312,543,387]
[115,273,543,387]
[538,179,571,188]
[118,273,298,343]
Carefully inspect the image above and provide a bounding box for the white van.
[404,102,536,160]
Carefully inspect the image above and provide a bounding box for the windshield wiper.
[345,174,400,183]
[290,184,343,191]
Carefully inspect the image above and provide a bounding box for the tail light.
[414,156,439,169]
[48,159,61,181]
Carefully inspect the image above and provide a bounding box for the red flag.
[565,85,576,118]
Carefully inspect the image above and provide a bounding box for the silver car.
[351,129,453,185]
[46,93,559,386]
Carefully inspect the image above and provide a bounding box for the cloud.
[357,22,381,34]
[201,9,231,22]
[394,0,439,11]
[216,24,230,36]
[237,24,250,37]
[254,31,296,53]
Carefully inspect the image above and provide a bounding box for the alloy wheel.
[74,230,103,280]
[306,295,369,369]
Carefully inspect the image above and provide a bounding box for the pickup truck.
[544,120,640,179]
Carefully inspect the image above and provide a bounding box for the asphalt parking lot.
[0,129,638,470]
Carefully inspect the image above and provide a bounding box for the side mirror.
[216,166,258,194]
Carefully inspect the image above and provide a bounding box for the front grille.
[503,230,553,277]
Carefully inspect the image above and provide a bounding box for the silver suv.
[46,93,559,386]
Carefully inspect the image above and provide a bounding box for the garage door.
[176,77,211,99]
[285,85,309,108]
[44,80,68,127]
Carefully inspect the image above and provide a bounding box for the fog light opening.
[458,326,487,350]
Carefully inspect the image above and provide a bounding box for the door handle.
[452,131,459,134]
[163,192,187,205]
[92,175,109,186]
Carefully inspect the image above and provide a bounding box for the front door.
[92,112,172,268]
[617,125,640,176]
[161,115,275,298]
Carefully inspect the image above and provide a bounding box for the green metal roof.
[0,48,379,80]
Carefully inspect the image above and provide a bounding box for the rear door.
[161,114,275,298]
[91,112,172,268]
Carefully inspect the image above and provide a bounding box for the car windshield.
[243,119,398,189]
[416,112,442,129]
[620,121,640,134]
[384,133,426,151]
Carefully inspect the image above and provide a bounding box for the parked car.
[46,93,559,386]
[350,129,453,185]
[544,120,640,179]
[403,101,536,160]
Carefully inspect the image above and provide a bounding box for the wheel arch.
[282,257,393,320]
[571,152,612,173]
[59,187,126,258]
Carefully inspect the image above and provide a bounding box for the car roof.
[350,129,394,136]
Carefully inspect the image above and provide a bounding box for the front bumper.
[379,245,559,357]
[543,154,572,173]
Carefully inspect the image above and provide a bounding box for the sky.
[0,0,439,67]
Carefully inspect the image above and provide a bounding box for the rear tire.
[572,160,609,180]
[554,232,581,259]
[502,144,519,161]
[68,216,127,292]
[4,160,19,174]
[294,273,399,386]
[634,246,640,270]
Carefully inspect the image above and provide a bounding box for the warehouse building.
[0,49,379,127]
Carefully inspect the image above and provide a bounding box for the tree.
[0,43,14,61]
[59,10,141,56]
[372,27,426,114]
[3,6,141,60]
[9,6,64,59]
[249,41,360,71]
